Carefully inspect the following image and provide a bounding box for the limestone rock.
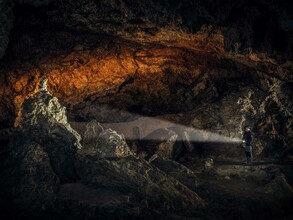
[204,158,214,170]
[0,80,82,210]
[0,142,58,210]
[149,155,200,191]
[76,154,205,217]
[82,119,104,147]
[16,78,82,150]
[82,120,132,158]
[257,173,293,197]
[0,81,206,218]
[0,0,293,159]
[142,128,178,159]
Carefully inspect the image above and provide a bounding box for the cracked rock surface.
[0,86,205,219]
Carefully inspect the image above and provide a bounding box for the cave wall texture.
[0,0,293,157]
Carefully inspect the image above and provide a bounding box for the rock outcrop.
[1,0,293,60]
[140,128,178,159]
[0,83,205,218]
[16,78,82,149]
[0,78,81,211]
[76,154,205,218]
[82,119,133,158]
[1,1,293,218]
[149,154,200,191]
[257,173,293,197]
[0,25,292,158]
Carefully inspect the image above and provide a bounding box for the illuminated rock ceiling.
[0,0,292,155]
[0,1,293,218]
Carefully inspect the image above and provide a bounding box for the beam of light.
[186,128,242,143]
[77,105,243,144]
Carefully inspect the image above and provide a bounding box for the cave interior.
[0,0,293,219]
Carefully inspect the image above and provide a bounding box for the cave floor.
[53,158,293,219]
[1,149,293,219]
[183,158,293,219]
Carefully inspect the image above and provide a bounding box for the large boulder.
[0,78,81,210]
[257,173,293,198]
[75,154,205,218]
[82,119,133,158]
[0,79,205,218]
[141,128,178,159]
[15,78,82,150]
[0,142,59,211]
[149,154,200,191]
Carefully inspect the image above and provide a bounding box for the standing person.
[242,125,253,164]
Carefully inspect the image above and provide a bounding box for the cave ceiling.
[0,0,292,129]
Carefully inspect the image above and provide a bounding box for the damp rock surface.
[149,154,200,191]
[140,128,178,159]
[81,119,133,158]
[0,86,206,219]
[0,1,293,219]
[0,80,81,211]
[75,154,205,218]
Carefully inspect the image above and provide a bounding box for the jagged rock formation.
[140,128,178,159]
[0,1,292,218]
[257,173,293,197]
[82,119,132,158]
[149,154,200,191]
[0,84,205,218]
[76,154,205,218]
[0,15,292,158]
[82,119,104,146]
[1,0,293,60]
[0,78,81,211]
[15,78,82,150]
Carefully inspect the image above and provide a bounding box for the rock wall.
[0,80,206,218]
[1,0,293,60]
[0,0,292,157]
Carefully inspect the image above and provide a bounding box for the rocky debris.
[82,119,104,147]
[0,79,82,210]
[257,173,293,197]
[204,158,214,170]
[82,120,133,158]
[0,0,293,160]
[16,78,82,150]
[0,86,206,218]
[140,128,178,159]
[1,141,59,210]
[56,182,141,219]
[184,159,293,219]
[208,161,292,190]
[13,78,81,182]
[76,154,205,217]
[149,154,200,191]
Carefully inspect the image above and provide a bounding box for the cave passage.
[0,0,293,219]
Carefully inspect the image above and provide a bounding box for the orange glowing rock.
[0,29,292,126]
